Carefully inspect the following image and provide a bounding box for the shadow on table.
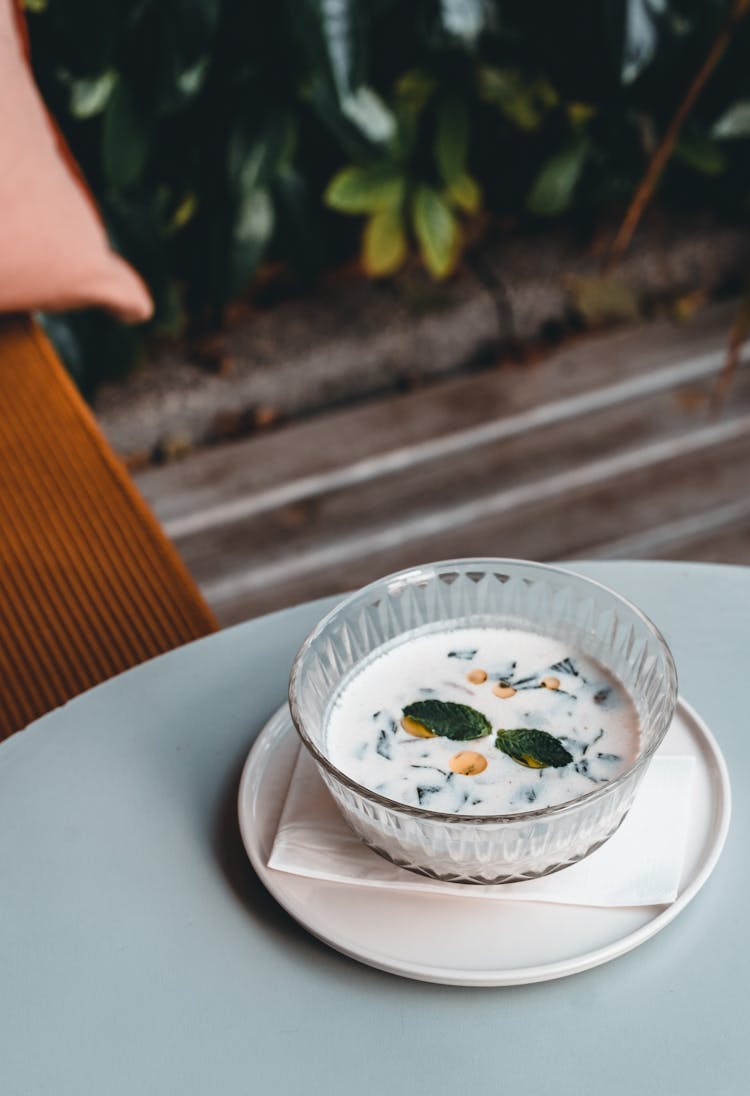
[211,755,299,929]
[207,751,461,991]
[208,741,719,998]
[207,752,378,983]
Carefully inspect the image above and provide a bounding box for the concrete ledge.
[95,216,750,459]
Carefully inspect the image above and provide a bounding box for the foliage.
[23,0,750,388]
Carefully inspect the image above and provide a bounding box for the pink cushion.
[0,1,152,322]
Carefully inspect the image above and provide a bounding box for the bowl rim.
[288,557,679,825]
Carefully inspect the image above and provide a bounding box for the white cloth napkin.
[268,745,695,907]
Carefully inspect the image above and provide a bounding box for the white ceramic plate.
[238,698,730,986]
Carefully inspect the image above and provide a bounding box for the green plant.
[324,72,484,278]
[23,0,750,389]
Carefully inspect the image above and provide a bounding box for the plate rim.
[238,696,731,986]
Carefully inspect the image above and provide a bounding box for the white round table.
[0,562,745,1096]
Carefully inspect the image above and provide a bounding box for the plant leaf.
[412,185,460,278]
[362,207,408,277]
[69,69,118,119]
[228,114,296,193]
[102,81,150,188]
[526,133,590,217]
[674,129,727,175]
[340,87,396,144]
[274,167,324,280]
[169,192,198,232]
[176,54,210,98]
[301,1,395,144]
[445,172,482,214]
[447,647,477,660]
[395,69,437,114]
[438,0,489,47]
[712,100,750,140]
[495,728,573,769]
[234,187,274,244]
[402,700,491,741]
[325,165,405,213]
[476,66,557,132]
[301,0,358,100]
[226,188,275,296]
[435,93,469,186]
[306,78,379,161]
[621,0,668,86]
[566,101,597,129]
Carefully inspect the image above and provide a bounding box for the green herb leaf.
[495,728,573,769]
[403,700,491,741]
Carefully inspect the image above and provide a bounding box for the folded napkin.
[268,745,695,907]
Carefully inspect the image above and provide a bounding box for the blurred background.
[25,0,750,623]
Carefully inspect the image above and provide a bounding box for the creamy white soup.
[325,626,639,815]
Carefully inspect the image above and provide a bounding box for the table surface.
[0,561,746,1096]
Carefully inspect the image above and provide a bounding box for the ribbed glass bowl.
[288,559,678,884]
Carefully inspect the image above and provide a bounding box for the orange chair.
[0,315,217,738]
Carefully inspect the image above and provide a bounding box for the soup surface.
[325,626,639,815]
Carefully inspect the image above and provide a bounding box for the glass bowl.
[288,559,678,884]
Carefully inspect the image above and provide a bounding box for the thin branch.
[466,249,517,347]
[603,0,750,272]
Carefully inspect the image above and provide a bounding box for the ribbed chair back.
[0,315,217,737]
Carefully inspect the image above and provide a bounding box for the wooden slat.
[138,301,741,535]
[133,303,750,625]
[655,522,750,563]
[0,316,217,737]
[576,497,750,561]
[204,432,750,623]
[169,348,750,608]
